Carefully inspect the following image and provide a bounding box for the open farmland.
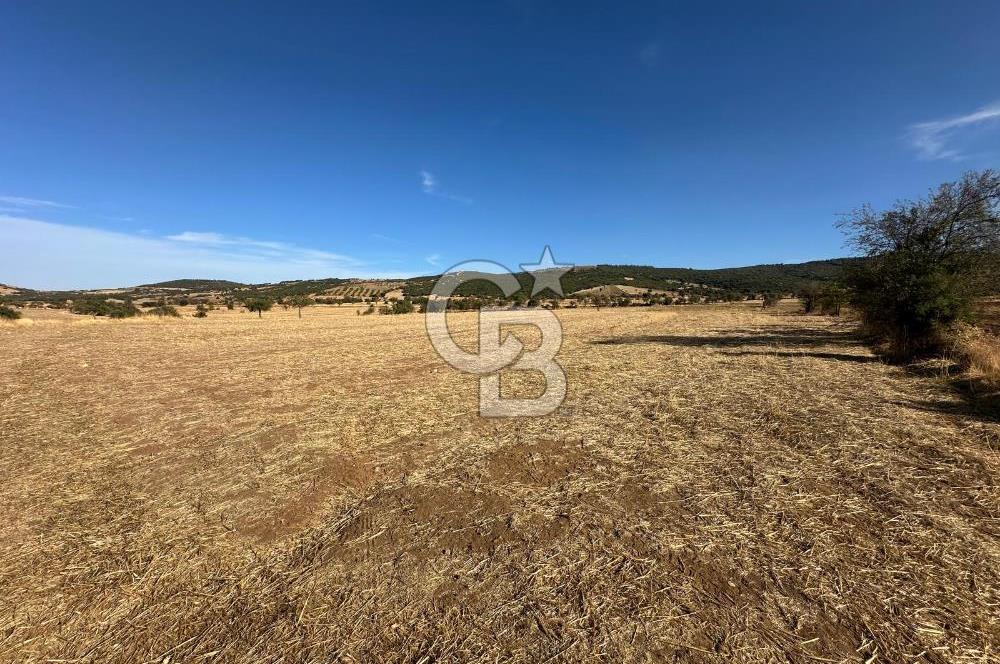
[0,304,997,663]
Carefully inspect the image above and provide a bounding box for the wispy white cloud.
[425,253,441,267]
[907,102,1000,160]
[0,216,381,289]
[165,230,360,264]
[420,170,437,194]
[0,195,75,209]
[419,170,472,204]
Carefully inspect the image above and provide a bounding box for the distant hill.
[403,258,864,299]
[1,258,866,304]
[138,279,247,290]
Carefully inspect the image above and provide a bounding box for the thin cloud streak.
[907,102,1000,160]
[165,230,359,263]
[0,195,75,209]
[0,216,400,290]
[419,170,472,204]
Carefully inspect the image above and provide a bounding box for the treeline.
[401,259,861,301]
[6,259,865,306]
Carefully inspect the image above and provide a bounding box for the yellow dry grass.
[954,325,1000,388]
[0,303,997,663]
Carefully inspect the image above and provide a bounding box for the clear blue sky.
[2,1,999,288]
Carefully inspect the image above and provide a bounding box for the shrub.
[71,299,139,318]
[839,170,1000,360]
[193,304,209,318]
[381,298,414,315]
[762,293,782,308]
[149,304,181,317]
[0,305,21,320]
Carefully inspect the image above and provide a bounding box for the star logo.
[520,246,573,297]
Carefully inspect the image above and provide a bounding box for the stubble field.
[0,304,997,663]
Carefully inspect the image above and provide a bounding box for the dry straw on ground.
[0,303,997,663]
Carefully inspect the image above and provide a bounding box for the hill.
[1,258,864,305]
[402,258,863,299]
[138,279,247,291]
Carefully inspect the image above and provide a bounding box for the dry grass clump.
[952,324,1000,387]
[0,304,997,662]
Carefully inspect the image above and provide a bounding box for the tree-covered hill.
[402,258,863,299]
[138,279,248,290]
[2,258,867,305]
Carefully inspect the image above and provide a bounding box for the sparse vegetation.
[0,304,21,320]
[761,292,782,308]
[70,298,139,318]
[380,297,415,315]
[841,170,1000,360]
[800,282,848,316]
[148,303,181,317]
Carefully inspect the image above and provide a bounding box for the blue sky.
[2,1,999,289]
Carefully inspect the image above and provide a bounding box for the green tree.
[287,294,314,318]
[839,170,1000,359]
[798,282,821,313]
[244,297,273,318]
[817,284,848,316]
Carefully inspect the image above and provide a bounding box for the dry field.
[0,304,997,663]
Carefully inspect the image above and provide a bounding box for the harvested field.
[0,304,997,663]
